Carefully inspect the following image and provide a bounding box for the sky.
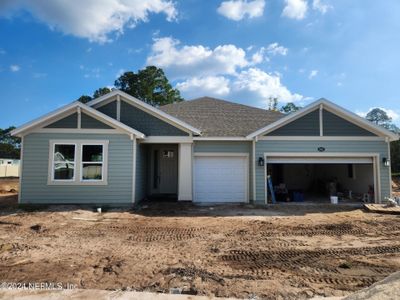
[0,0,400,128]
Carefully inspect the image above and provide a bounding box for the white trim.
[319,104,323,136]
[263,152,381,204]
[387,140,393,197]
[178,143,193,201]
[11,101,145,139]
[86,90,202,135]
[247,98,399,141]
[32,128,125,134]
[18,136,24,204]
[116,95,121,121]
[252,138,256,202]
[258,136,386,141]
[140,136,193,144]
[193,137,250,141]
[193,153,249,203]
[77,107,81,129]
[194,152,250,157]
[132,137,136,203]
[47,140,109,186]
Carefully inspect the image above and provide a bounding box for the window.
[52,144,76,181]
[49,140,108,185]
[81,144,104,181]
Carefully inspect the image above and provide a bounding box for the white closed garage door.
[194,155,248,203]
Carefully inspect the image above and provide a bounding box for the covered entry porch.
[135,139,193,203]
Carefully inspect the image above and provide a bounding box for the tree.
[267,97,278,111]
[0,126,20,158]
[366,108,392,128]
[115,66,183,106]
[365,108,400,174]
[93,87,112,99]
[76,95,92,104]
[280,102,301,114]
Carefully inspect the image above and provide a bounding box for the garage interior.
[267,160,375,204]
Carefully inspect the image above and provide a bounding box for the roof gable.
[248,98,399,141]
[87,90,202,135]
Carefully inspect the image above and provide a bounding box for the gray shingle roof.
[159,97,285,137]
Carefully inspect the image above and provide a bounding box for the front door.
[151,144,178,195]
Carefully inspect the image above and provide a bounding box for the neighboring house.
[11,90,399,205]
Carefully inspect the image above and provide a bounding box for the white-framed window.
[48,140,108,185]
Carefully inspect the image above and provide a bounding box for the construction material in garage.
[268,163,375,203]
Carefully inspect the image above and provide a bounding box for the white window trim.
[48,140,109,186]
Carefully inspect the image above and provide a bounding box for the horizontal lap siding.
[135,143,147,202]
[255,140,390,203]
[193,141,253,200]
[21,133,133,204]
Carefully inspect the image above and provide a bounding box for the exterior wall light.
[382,157,391,167]
[258,157,265,167]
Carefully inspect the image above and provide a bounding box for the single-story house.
[11,90,399,206]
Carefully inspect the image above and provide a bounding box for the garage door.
[267,156,373,164]
[194,156,248,203]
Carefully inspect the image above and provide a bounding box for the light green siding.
[97,101,117,119]
[323,110,376,136]
[120,101,188,136]
[255,140,390,203]
[267,109,320,136]
[193,141,254,200]
[45,113,77,128]
[81,113,113,129]
[21,133,133,205]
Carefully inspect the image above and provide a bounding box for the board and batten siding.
[193,141,254,200]
[254,140,390,203]
[268,109,320,136]
[120,101,188,136]
[323,110,376,136]
[45,113,78,128]
[81,113,113,129]
[97,101,117,119]
[45,112,115,129]
[21,133,133,205]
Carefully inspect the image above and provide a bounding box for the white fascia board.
[247,98,399,141]
[87,90,202,135]
[11,101,80,137]
[11,101,145,139]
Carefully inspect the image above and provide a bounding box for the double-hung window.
[49,140,108,185]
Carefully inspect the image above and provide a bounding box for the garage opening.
[266,156,377,204]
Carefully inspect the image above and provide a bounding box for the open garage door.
[265,154,379,204]
[194,155,248,203]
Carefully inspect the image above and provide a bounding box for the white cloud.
[312,0,332,14]
[217,0,265,21]
[266,43,288,56]
[10,65,20,72]
[282,0,308,20]
[308,69,318,79]
[147,37,249,78]
[233,68,303,103]
[0,0,177,43]
[177,76,231,98]
[357,108,399,121]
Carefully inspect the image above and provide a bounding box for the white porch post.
[178,143,193,201]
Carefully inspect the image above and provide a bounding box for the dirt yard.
[1,195,400,300]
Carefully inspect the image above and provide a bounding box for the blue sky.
[1,0,400,128]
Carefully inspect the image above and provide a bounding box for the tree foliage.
[280,102,301,114]
[115,66,183,106]
[267,97,278,111]
[76,95,92,104]
[93,87,112,99]
[365,108,400,173]
[0,126,20,158]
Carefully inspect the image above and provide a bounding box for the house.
[11,90,399,205]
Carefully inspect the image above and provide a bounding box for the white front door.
[194,155,248,203]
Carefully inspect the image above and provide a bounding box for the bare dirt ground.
[1,195,400,300]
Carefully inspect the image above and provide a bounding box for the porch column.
[178,143,193,201]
